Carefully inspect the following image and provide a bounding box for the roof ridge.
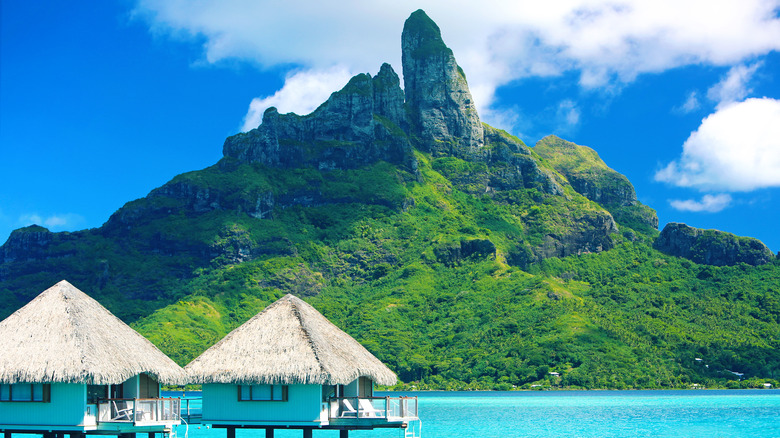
[289,295,333,384]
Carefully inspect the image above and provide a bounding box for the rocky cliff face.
[481,126,564,195]
[402,9,483,157]
[223,64,416,172]
[1,226,59,265]
[654,223,775,266]
[537,212,619,259]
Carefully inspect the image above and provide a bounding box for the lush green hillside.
[126,152,780,390]
[3,136,778,390]
[1,9,778,390]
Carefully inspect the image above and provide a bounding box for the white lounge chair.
[358,399,385,418]
[340,399,357,417]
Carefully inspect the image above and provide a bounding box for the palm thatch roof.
[186,294,397,386]
[0,280,187,385]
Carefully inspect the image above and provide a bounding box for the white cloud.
[674,91,701,114]
[655,98,780,192]
[558,100,581,127]
[19,214,44,226]
[18,213,85,231]
[669,194,733,212]
[133,0,780,130]
[480,106,522,136]
[241,67,353,131]
[548,99,582,136]
[706,62,762,108]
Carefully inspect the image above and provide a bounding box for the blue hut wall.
[0,383,87,427]
[202,383,323,424]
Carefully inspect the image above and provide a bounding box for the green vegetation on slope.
[2,129,777,391]
[124,152,779,390]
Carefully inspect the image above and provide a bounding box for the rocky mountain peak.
[222,64,414,172]
[1,225,52,264]
[402,9,483,157]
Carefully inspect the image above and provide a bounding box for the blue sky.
[2,1,780,253]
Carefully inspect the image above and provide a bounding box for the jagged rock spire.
[222,64,414,171]
[402,9,483,156]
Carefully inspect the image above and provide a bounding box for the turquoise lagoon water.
[171,390,780,438]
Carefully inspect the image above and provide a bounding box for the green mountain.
[1,10,778,390]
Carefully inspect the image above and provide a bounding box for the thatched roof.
[0,280,187,385]
[186,294,397,386]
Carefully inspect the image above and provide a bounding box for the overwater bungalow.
[0,280,187,438]
[185,294,420,438]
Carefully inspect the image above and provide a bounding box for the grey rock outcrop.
[1,226,54,264]
[209,225,294,266]
[223,64,415,172]
[654,223,775,266]
[505,211,618,269]
[427,127,564,196]
[482,126,563,195]
[402,9,483,157]
[537,212,619,259]
[434,238,497,266]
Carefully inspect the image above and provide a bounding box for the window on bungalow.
[87,385,107,404]
[0,383,51,402]
[237,384,287,401]
[87,384,123,404]
[322,384,337,402]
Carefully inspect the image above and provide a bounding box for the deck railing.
[328,396,418,420]
[97,398,181,424]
